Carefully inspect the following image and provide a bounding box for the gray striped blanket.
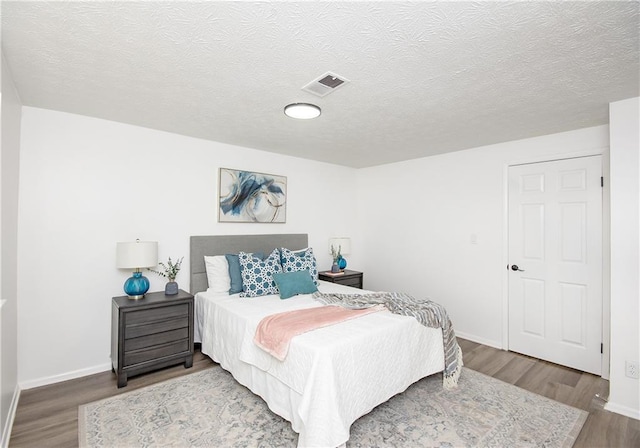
[312,291,462,389]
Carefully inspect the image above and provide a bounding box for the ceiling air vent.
[302,72,350,97]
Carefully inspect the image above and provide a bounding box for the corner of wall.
[1,47,23,446]
[607,96,640,419]
[0,386,19,448]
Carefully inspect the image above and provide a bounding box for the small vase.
[331,263,340,273]
[165,281,179,295]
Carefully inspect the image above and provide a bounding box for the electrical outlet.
[626,361,639,379]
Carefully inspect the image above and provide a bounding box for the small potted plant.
[149,256,183,295]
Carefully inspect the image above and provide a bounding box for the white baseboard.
[455,331,503,350]
[19,362,112,390]
[605,401,640,420]
[1,385,20,448]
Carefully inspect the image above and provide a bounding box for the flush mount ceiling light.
[284,103,321,119]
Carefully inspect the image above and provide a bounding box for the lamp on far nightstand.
[116,240,158,299]
[328,237,351,271]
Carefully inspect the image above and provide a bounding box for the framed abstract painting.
[218,168,287,223]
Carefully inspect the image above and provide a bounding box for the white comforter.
[195,281,445,448]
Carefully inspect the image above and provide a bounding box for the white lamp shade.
[328,237,351,256]
[116,241,158,269]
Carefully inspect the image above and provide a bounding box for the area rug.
[79,366,587,447]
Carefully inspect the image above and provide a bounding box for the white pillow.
[204,255,231,294]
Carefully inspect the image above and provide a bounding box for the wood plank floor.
[9,340,640,447]
[458,339,639,448]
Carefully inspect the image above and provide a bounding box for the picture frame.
[218,168,287,223]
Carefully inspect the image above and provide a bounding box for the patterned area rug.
[79,366,587,447]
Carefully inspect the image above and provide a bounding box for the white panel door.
[508,156,602,375]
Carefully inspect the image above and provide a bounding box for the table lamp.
[116,240,158,299]
[328,237,351,271]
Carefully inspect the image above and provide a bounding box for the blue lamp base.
[338,256,347,271]
[123,271,150,300]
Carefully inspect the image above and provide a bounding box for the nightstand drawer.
[339,277,362,288]
[319,270,363,289]
[124,327,189,351]
[124,339,190,366]
[126,303,189,325]
[125,317,188,339]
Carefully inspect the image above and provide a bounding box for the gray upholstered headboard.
[190,233,308,295]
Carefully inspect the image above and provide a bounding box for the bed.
[190,234,448,448]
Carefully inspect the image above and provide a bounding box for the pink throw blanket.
[254,305,385,360]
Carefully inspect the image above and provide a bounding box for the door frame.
[502,148,610,378]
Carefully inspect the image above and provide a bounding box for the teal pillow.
[226,252,263,294]
[272,270,318,299]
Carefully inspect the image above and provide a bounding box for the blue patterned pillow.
[280,247,319,286]
[238,249,282,297]
[226,252,264,294]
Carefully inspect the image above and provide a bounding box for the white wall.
[1,53,22,444]
[356,126,609,348]
[607,97,639,420]
[15,101,639,423]
[17,107,358,387]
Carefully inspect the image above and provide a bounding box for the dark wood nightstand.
[318,269,363,289]
[111,289,194,388]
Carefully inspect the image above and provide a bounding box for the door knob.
[511,265,525,272]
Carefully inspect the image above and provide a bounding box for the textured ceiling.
[2,1,639,168]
